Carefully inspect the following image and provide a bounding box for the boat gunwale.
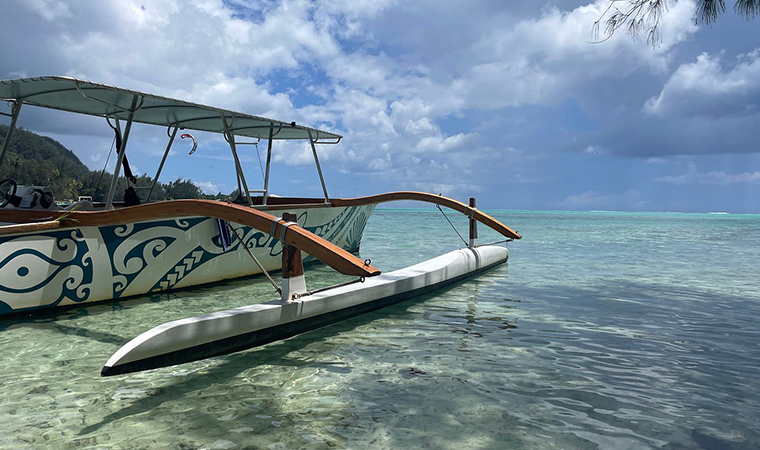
[0,199,380,277]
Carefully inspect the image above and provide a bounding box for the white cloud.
[460,0,698,108]
[367,155,392,171]
[645,50,760,117]
[3,0,757,210]
[194,180,221,194]
[403,117,439,136]
[21,0,73,21]
[413,133,474,154]
[585,145,607,155]
[655,162,760,185]
[400,182,483,199]
[564,189,647,209]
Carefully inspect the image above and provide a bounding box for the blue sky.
[1,0,759,213]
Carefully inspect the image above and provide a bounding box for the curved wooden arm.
[0,200,380,278]
[331,191,521,240]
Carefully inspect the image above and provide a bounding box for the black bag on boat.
[123,186,141,206]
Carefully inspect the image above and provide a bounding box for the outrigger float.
[102,243,508,376]
[0,77,522,365]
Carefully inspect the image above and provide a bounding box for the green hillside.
[0,125,219,202]
[0,124,90,200]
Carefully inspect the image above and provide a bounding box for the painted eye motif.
[0,250,70,293]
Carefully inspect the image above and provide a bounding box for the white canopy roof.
[0,76,341,141]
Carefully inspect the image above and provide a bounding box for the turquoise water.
[1,209,759,449]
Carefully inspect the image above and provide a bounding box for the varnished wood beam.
[0,200,380,278]
[331,191,521,240]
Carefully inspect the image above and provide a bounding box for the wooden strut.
[331,191,521,240]
[469,197,478,247]
[280,212,306,301]
[0,200,381,278]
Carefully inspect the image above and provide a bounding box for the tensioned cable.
[435,204,468,247]
[227,224,282,295]
[93,133,117,200]
[479,238,514,246]
[297,276,365,299]
[253,139,265,182]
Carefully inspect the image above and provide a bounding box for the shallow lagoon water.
[1,209,759,449]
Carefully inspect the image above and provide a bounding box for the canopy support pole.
[146,126,179,202]
[262,123,274,206]
[235,171,243,202]
[221,113,253,206]
[307,130,330,205]
[0,101,22,170]
[105,96,139,209]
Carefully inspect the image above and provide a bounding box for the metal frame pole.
[221,113,253,206]
[146,126,179,202]
[235,170,243,201]
[262,123,274,206]
[105,96,139,209]
[307,130,330,205]
[114,119,124,190]
[0,101,22,170]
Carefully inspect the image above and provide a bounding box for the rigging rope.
[227,223,282,295]
[478,238,514,247]
[435,204,469,247]
[299,276,365,298]
[253,139,265,183]
[93,133,117,201]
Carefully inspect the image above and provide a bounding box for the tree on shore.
[593,0,760,46]
[0,124,224,202]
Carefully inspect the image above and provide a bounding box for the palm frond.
[735,0,760,18]
[696,0,726,24]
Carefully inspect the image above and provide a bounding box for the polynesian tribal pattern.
[0,229,94,313]
[0,205,373,314]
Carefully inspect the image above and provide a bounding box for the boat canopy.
[0,76,341,141]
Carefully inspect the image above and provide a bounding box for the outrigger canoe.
[0,76,521,318]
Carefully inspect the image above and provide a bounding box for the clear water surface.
[0,209,758,449]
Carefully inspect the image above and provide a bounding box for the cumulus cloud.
[23,0,73,21]
[460,0,698,108]
[194,180,221,194]
[1,0,757,210]
[413,133,474,154]
[645,50,760,117]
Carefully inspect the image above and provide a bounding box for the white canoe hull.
[102,245,508,376]
[0,204,374,315]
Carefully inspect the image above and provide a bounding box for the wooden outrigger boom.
[0,200,380,278]
[332,191,521,241]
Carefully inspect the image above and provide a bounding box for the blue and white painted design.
[0,229,94,312]
[0,204,375,315]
